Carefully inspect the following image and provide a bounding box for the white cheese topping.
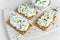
[10,14,29,31]
[18,5,36,17]
[37,12,53,27]
[32,0,49,8]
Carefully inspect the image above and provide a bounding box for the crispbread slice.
[34,12,56,31]
[15,8,38,20]
[7,20,32,35]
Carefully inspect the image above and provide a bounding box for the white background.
[0,0,60,40]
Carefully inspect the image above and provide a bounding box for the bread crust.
[15,8,38,20]
[34,12,56,31]
[7,20,32,35]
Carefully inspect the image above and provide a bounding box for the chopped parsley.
[18,20,22,22]
[23,20,25,22]
[16,36,18,40]
[18,20,25,23]
[44,18,47,21]
[20,26,22,29]
[20,25,24,29]
[42,0,46,3]
[40,0,46,3]
[35,0,39,3]
[52,8,57,12]
[47,16,49,19]
[20,6,21,8]
[52,22,54,25]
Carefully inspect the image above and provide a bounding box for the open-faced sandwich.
[16,4,38,20]
[32,0,50,8]
[34,11,56,31]
[7,13,32,35]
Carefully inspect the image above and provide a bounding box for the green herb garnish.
[42,1,46,3]
[16,36,18,40]
[52,22,54,25]
[22,9,24,11]
[20,26,22,29]
[18,20,22,22]
[23,20,25,22]
[44,18,47,21]
[52,8,57,12]
[47,16,49,19]
[20,25,24,29]
[20,7,21,8]
[35,0,39,3]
